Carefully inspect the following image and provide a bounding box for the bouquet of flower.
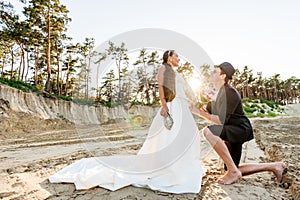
[202,89,216,102]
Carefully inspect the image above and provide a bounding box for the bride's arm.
[191,106,222,125]
[157,65,169,116]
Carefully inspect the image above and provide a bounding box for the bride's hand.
[187,99,193,110]
[190,103,200,115]
[160,105,169,117]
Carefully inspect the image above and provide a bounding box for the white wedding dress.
[49,73,206,194]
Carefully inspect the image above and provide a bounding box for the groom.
[192,62,286,184]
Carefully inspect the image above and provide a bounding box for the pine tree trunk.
[10,50,14,80]
[21,45,26,81]
[34,47,38,86]
[25,50,30,82]
[45,4,51,92]
[1,58,5,78]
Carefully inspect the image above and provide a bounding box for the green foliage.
[0,77,39,93]
[0,78,74,102]
[98,101,123,108]
[242,98,250,103]
[72,98,95,106]
[253,99,260,103]
[257,113,265,118]
[259,98,278,108]
[245,113,256,118]
[267,112,278,117]
[242,98,283,118]
[250,103,262,110]
[1,1,300,110]
[243,105,256,113]
[57,95,72,101]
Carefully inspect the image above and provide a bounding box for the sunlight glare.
[188,76,201,92]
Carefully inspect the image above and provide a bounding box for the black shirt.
[208,83,254,143]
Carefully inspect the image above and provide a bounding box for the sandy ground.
[0,108,299,199]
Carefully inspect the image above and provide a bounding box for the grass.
[0,77,72,102]
[242,98,284,118]
[0,77,39,93]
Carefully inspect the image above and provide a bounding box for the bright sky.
[14,0,300,80]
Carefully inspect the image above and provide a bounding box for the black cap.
[218,62,235,79]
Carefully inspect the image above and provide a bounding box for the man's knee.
[202,127,222,147]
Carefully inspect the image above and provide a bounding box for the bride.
[49,50,206,194]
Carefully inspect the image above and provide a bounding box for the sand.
[0,109,299,199]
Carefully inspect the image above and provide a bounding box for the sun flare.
[188,76,202,92]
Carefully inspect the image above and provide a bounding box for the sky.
[12,0,300,80]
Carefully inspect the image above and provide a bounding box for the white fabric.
[49,73,206,194]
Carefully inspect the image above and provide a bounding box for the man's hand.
[190,103,200,115]
[198,106,208,116]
